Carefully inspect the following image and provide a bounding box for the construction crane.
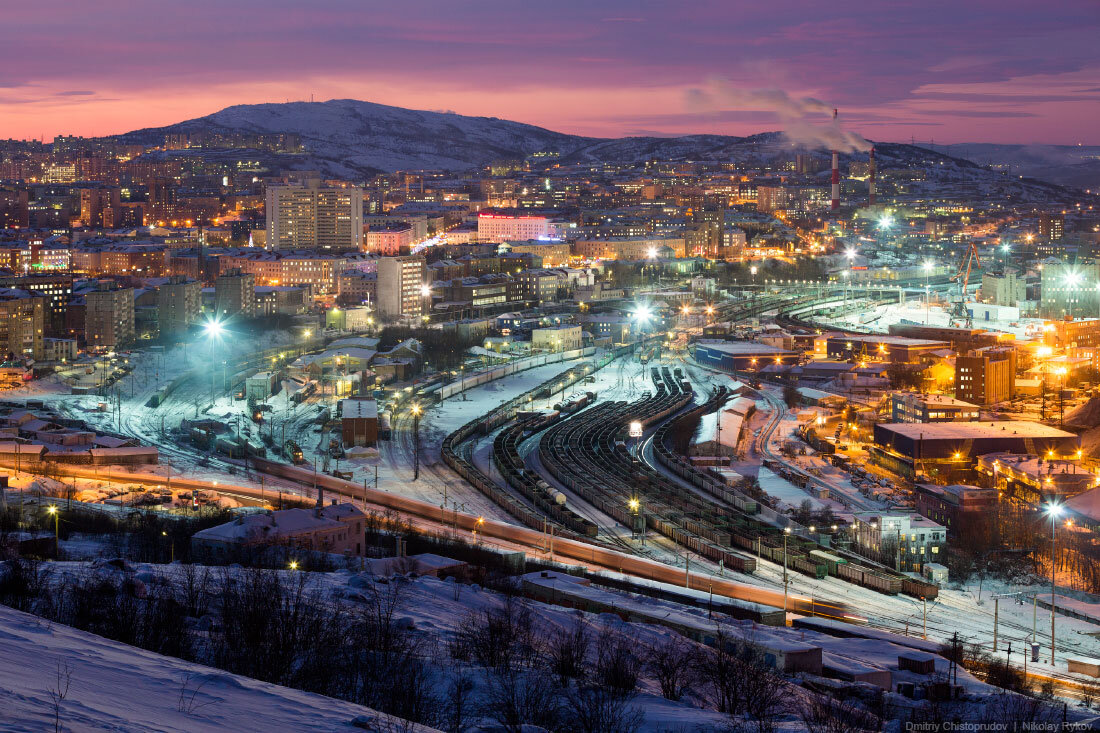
[949,241,981,328]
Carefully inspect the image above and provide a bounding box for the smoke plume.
[685,79,871,153]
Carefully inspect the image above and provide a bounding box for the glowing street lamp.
[1046,501,1064,663]
[411,404,423,480]
[204,318,224,404]
[46,505,58,544]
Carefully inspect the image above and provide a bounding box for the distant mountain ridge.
[113,99,1085,198]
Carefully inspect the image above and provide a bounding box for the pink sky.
[2,1,1098,144]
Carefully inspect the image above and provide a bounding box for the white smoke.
[685,79,871,153]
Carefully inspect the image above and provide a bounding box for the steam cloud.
[685,79,871,153]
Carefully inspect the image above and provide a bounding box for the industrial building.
[825,335,948,364]
[693,340,800,372]
[976,452,1094,504]
[341,399,379,447]
[890,393,980,424]
[870,421,1078,479]
[955,347,1016,405]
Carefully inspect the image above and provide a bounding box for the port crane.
[949,241,981,328]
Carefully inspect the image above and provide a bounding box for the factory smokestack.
[830,109,840,211]
[868,145,877,206]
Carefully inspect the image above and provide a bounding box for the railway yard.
[8,290,1100,701]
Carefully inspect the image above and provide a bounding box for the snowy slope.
[0,603,436,733]
[112,99,1088,199]
[121,99,595,175]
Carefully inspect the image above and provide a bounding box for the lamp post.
[46,505,58,547]
[204,318,223,405]
[410,403,422,481]
[1046,501,1063,665]
[783,527,791,617]
[1055,366,1067,428]
[420,283,432,323]
[923,260,934,324]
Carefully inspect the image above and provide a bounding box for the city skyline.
[2,0,1098,145]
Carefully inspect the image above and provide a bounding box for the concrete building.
[976,452,1094,504]
[0,274,73,338]
[337,270,377,306]
[980,272,1026,307]
[377,256,426,322]
[1039,212,1065,242]
[0,290,45,360]
[850,511,947,573]
[42,338,78,363]
[890,393,980,423]
[572,236,687,261]
[341,399,379,447]
[214,269,257,320]
[826,335,949,364]
[694,341,800,372]
[871,421,1078,479]
[266,181,364,251]
[912,484,997,537]
[955,347,1016,405]
[365,223,415,255]
[156,276,201,335]
[478,211,551,242]
[85,283,134,350]
[245,371,277,401]
[532,325,583,352]
[502,241,571,267]
[191,502,368,557]
[1040,262,1100,318]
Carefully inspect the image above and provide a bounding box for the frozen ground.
[8,557,1090,731]
[0,602,435,733]
[824,300,1042,339]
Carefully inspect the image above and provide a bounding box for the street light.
[204,318,223,404]
[1046,501,1063,664]
[410,403,422,481]
[46,505,58,546]
[783,527,791,614]
[288,560,299,570]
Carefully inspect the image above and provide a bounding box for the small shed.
[899,651,937,675]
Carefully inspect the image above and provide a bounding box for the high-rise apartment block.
[85,283,135,350]
[377,256,426,321]
[0,291,45,360]
[156,276,202,335]
[266,181,363,251]
[214,269,257,320]
[955,347,1016,405]
[1039,212,1065,242]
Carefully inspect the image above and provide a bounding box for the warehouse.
[693,340,800,373]
[870,421,1079,479]
[825,335,948,364]
[340,398,379,447]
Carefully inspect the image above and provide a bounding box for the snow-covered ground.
[0,603,435,733]
[8,555,1091,731]
[823,300,1042,339]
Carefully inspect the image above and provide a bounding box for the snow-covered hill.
[111,99,1087,200]
[0,602,436,732]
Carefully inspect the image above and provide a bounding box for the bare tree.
[47,658,72,733]
[593,623,641,694]
[696,628,788,733]
[481,664,563,733]
[547,614,591,686]
[564,683,644,733]
[645,633,697,701]
[798,694,881,733]
[441,669,474,733]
